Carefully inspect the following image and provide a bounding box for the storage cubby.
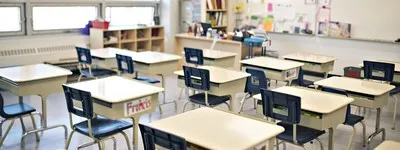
[90,26,164,52]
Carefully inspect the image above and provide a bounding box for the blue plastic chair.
[116,54,160,84]
[139,124,187,150]
[184,47,204,66]
[238,68,268,113]
[63,85,132,150]
[76,47,116,82]
[260,89,325,150]
[321,87,366,149]
[292,67,314,88]
[363,61,399,130]
[181,66,230,112]
[0,93,40,147]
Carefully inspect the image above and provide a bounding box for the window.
[105,7,155,27]
[0,5,24,35]
[32,6,98,31]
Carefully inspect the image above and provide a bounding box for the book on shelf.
[207,0,213,9]
[206,12,226,27]
[206,0,226,10]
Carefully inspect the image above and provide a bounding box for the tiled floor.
[0,75,399,150]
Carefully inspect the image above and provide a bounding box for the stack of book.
[206,0,227,28]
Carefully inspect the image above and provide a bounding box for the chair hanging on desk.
[238,68,268,113]
[260,89,325,150]
[178,48,205,101]
[181,66,231,112]
[363,61,399,130]
[75,47,116,82]
[139,124,187,150]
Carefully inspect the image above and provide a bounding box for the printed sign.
[124,96,152,116]
[285,69,297,79]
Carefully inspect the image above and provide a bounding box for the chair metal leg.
[32,112,43,128]
[120,131,132,150]
[110,137,117,150]
[283,142,286,150]
[98,140,105,150]
[223,102,231,110]
[253,98,257,109]
[302,144,308,150]
[77,74,83,82]
[77,140,97,150]
[29,114,40,142]
[0,119,15,146]
[158,105,163,115]
[65,130,76,150]
[0,119,5,136]
[19,116,26,133]
[316,138,324,150]
[182,101,190,113]
[347,126,356,150]
[392,95,398,130]
[361,121,366,147]
[238,93,249,114]
[178,88,184,100]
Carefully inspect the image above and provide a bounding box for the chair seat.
[277,122,326,145]
[74,117,132,139]
[189,93,230,106]
[3,103,36,118]
[81,69,115,77]
[390,87,400,95]
[134,77,160,84]
[344,114,364,126]
[292,79,314,87]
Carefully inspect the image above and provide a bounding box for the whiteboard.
[330,0,400,41]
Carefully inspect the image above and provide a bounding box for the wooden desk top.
[282,52,336,64]
[174,66,250,84]
[66,76,164,103]
[202,49,237,59]
[240,57,304,71]
[314,77,395,96]
[253,86,354,114]
[359,60,400,73]
[0,64,72,82]
[374,140,400,150]
[150,107,284,150]
[91,48,182,64]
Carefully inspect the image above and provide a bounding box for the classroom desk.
[374,140,400,150]
[359,60,400,83]
[240,57,304,85]
[283,52,336,78]
[91,48,182,112]
[253,86,353,150]
[183,49,237,68]
[314,77,395,150]
[150,107,284,150]
[0,64,72,147]
[174,66,250,112]
[65,76,164,150]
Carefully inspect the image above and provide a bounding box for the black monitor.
[200,22,212,36]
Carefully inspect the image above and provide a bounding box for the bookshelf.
[90,26,165,52]
[204,0,229,31]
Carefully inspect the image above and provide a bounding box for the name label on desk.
[285,69,297,79]
[124,96,152,116]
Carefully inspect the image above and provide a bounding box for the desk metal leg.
[324,73,329,78]
[366,108,386,150]
[131,116,140,150]
[328,127,335,150]
[229,94,236,112]
[157,74,178,113]
[20,94,68,148]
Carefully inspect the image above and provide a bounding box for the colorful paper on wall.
[263,17,274,31]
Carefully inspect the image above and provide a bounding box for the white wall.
[161,0,179,53]
[268,33,400,74]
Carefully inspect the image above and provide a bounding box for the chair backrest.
[321,87,350,123]
[363,61,394,82]
[76,47,92,65]
[260,89,301,124]
[0,93,10,118]
[116,54,134,74]
[184,47,204,65]
[245,68,267,95]
[139,124,187,150]
[62,85,94,119]
[182,66,210,91]
[295,67,305,86]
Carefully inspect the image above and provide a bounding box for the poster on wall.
[318,0,331,6]
[305,0,317,5]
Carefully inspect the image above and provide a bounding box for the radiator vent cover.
[0,45,75,57]
[0,48,36,57]
[37,45,75,53]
